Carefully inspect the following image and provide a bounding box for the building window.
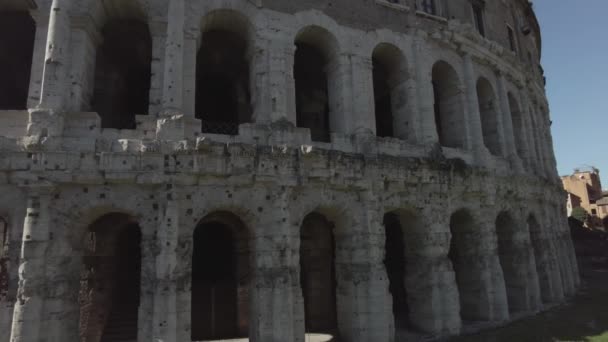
[419,0,437,15]
[471,1,485,37]
[591,209,597,215]
[507,25,517,52]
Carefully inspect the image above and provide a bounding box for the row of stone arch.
[1,7,543,160]
[70,207,562,341]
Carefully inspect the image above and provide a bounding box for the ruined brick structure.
[0,0,580,341]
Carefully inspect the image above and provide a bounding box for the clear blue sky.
[535,1,608,187]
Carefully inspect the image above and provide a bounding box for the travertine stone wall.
[0,0,579,341]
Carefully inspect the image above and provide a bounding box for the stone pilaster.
[251,193,302,342]
[349,55,376,136]
[67,16,100,112]
[496,73,524,171]
[405,219,460,335]
[462,54,487,159]
[333,201,393,342]
[412,37,439,145]
[157,0,187,140]
[10,191,51,342]
[151,189,180,342]
[28,0,72,138]
[251,36,297,125]
[518,90,539,173]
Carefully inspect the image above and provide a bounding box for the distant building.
[561,167,608,228]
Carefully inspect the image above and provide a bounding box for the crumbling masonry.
[0,0,579,341]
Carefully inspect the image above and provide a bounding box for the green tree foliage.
[571,207,588,223]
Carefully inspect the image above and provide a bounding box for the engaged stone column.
[496,73,522,169]
[251,36,297,125]
[151,190,180,342]
[405,218,460,335]
[518,90,539,172]
[67,17,99,112]
[334,204,392,342]
[156,0,187,140]
[462,54,487,158]
[10,191,51,342]
[412,37,439,145]
[28,0,72,137]
[349,55,376,136]
[251,197,302,342]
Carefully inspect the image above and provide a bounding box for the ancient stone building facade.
[0,0,579,341]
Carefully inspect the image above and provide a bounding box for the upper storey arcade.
[0,0,556,181]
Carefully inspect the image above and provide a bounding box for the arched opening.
[192,212,249,340]
[372,44,409,139]
[0,217,8,301]
[92,16,152,129]
[300,212,338,335]
[496,212,528,313]
[383,212,409,329]
[603,216,608,230]
[448,209,486,322]
[0,11,35,110]
[476,78,501,155]
[294,26,338,143]
[432,61,465,149]
[527,215,551,303]
[196,11,252,135]
[79,213,142,342]
[508,92,526,160]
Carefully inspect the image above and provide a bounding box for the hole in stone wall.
[79,213,141,342]
[508,93,526,160]
[432,61,465,149]
[383,213,409,328]
[448,209,486,322]
[476,78,501,155]
[300,212,338,335]
[196,29,252,136]
[192,212,249,341]
[92,19,151,129]
[496,212,528,314]
[0,11,35,110]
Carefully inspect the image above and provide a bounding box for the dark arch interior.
[192,214,249,340]
[294,42,331,142]
[373,55,394,138]
[196,29,251,135]
[300,212,337,334]
[79,214,142,342]
[0,11,35,110]
[383,213,409,328]
[448,210,484,322]
[92,19,151,129]
[432,62,464,149]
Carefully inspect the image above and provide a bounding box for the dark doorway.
[191,213,249,340]
[373,57,394,138]
[300,213,338,334]
[0,12,35,110]
[383,213,409,328]
[195,30,251,135]
[294,42,331,142]
[92,19,152,129]
[79,214,142,342]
